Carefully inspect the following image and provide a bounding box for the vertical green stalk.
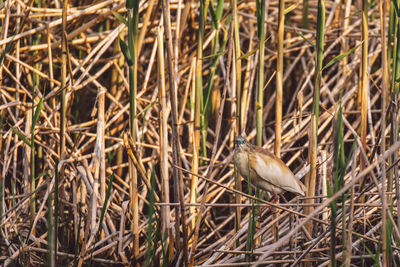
[192,2,205,256]
[30,85,36,224]
[232,0,242,248]
[256,0,265,147]
[54,160,59,265]
[203,0,224,129]
[233,0,242,133]
[275,0,284,157]
[245,158,255,263]
[306,0,324,237]
[111,24,125,179]
[47,173,56,267]
[0,41,13,230]
[387,1,400,264]
[126,0,139,261]
[46,175,52,266]
[35,0,43,180]
[328,92,355,267]
[127,0,138,136]
[253,0,265,252]
[199,0,208,161]
[194,0,225,239]
[360,0,375,260]
[192,0,204,258]
[393,31,400,235]
[302,0,309,29]
[388,2,396,68]
[194,0,205,173]
[194,0,204,186]
[145,168,157,267]
[391,14,400,95]
[30,0,42,229]
[0,139,2,236]
[245,206,256,263]
[57,0,68,255]
[330,97,344,267]
[202,0,225,146]
[382,6,391,267]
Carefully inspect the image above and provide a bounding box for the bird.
[233,136,306,202]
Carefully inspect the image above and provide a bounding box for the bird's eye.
[235,137,246,145]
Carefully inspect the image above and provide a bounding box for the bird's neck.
[237,144,253,153]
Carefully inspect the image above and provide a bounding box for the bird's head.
[234,136,250,151]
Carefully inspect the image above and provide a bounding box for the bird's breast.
[234,151,251,179]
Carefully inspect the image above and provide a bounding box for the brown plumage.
[233,136,306,201]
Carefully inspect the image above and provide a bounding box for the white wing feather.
[251,153,306,196]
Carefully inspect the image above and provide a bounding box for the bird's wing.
[249,152,306,195]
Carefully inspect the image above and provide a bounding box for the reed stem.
[307,0,325,238]
[256,0,265,147]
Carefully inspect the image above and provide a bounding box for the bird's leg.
[270,191,279,203]
[260,191,279,217]
[269,191,279,213]
[258,191,269,219]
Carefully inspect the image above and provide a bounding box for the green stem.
[256,0,265,147]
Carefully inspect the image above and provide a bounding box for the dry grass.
[0,0,399,266]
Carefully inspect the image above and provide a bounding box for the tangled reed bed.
[0,0,399,266]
